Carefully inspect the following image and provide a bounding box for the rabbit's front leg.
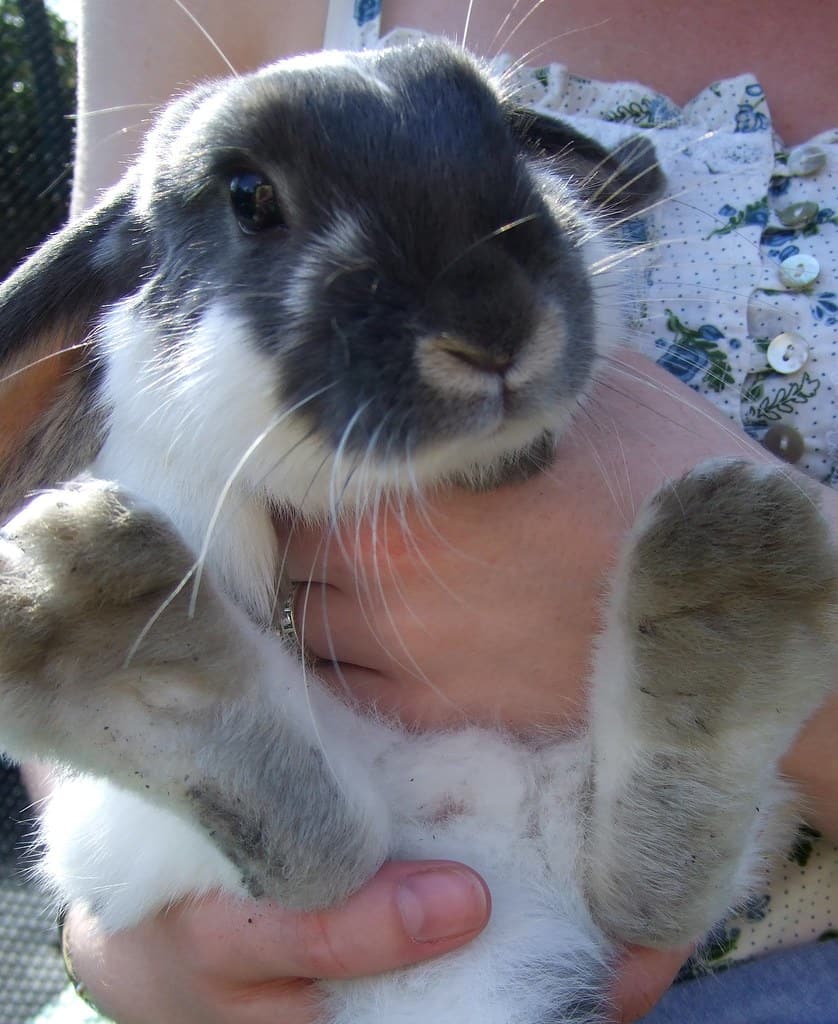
[0,480,389,917]
[585,460,838,947]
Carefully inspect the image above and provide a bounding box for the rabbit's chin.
[97,298,577,522]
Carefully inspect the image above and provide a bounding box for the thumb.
[184,860,492,983]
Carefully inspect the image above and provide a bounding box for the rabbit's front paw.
[0,479,242,759]
[0,480,390,916]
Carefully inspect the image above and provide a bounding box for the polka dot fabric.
[493,57,838,487]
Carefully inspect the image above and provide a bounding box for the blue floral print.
[354,0,381,26]
[654,311,734,391]
[814,292,838,324]
[708,197,770,237]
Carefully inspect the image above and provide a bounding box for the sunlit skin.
[48,2,838,1021]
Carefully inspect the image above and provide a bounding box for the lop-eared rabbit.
[0,39,835,1023]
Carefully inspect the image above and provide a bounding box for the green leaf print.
[748,371,820,423]
[662,310,734,392]
[742,379,764,404]
[707,197,770,238]
[603,96,657,128]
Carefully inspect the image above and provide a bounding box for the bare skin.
[51,2,838,1022]
[383,0,838,144]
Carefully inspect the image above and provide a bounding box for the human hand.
[63,862,686,1024]
[63,861,490,1024]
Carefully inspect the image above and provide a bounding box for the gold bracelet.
[57,907,107,1015]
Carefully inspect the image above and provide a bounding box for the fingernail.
[396,868,488,943]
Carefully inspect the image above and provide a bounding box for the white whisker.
[496,0,547,56]
[168,0,239,77]
[0,339,95,388]
[598,357,758,455]
[461,0,476,49]
[498,19,611,82]
[190,383,336,617]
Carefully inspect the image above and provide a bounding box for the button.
[779,253,821,289]
[787,145,827,177]
[761,424,805,464]
[776,200,819,229]
[767,332,809,374]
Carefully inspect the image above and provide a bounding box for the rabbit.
[0,37,836,1024]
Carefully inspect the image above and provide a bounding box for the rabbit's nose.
[429,336,514,377]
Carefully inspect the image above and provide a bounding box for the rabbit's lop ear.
[0,180,149,521]
[510,109,665,218]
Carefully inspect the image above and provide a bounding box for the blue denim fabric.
[641,941,838,1023]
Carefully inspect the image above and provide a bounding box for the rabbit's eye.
[229,172,285,233]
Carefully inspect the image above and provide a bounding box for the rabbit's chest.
[377,728,591,889]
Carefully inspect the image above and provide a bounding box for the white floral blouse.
[499,61,838,491]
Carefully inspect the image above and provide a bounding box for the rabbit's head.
[0,39,661,606]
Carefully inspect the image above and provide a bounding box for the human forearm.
[72,0,327,213]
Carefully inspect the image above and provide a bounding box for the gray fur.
[0,481,387,908]
[586,460,838,946]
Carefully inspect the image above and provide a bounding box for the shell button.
[761,423,805,464]
[787,145,827,177]
[767,331,809,374]
[778,253,821,289]
[776,200,819,229]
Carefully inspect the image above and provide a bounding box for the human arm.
[71,0,328,213]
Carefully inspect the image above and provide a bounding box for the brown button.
[761,423,805,464]
[776,200,819,229]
